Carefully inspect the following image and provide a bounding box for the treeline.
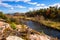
[0,12,22,24]
[25,6,60,21]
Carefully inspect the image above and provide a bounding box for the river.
[21,20,60,39]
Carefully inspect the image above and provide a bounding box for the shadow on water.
[21,20,60,39]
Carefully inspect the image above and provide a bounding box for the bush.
[10,22,16,30]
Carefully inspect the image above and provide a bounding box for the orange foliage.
[46,9,50,15]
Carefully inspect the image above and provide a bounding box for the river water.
[21,20,60,39]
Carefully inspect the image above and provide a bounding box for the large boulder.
[6,36,24,40]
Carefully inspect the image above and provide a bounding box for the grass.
[40,19,60,30]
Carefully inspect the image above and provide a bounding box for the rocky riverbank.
[0,21,58,40]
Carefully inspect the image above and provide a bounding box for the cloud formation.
[36,4,45,6]
[0,0,60,13]
[28,3,60,11]
[27,2,37,5]
[2,0,31,2]
[0,2,26,10]
[15,5,26,8]
[2,0,38,5]
[49,3,60,7]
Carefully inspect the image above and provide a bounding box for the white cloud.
[49,3,60,7]
[41,4,45,6]
[36,4,40,6]
[28,3,60,11]
[21,0,31,2]
[15,5,26,8]
[28,7,42,11]
[34,7,44,10]
[28,8,34,11]
[0,1,26,9]
[27,2,37,5]
[34,4,48,10]
[2,0,31,2]
[28,4,49,11]
[36,4,45,6]
[0,3,12,7]
[10,7,14,10]
[2,0,38,5]
[0,2,14,10]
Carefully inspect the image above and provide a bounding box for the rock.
[39,35,50,40]
[29,34,57,40]
[6,36,24,40]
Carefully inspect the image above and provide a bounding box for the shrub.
[10,22,16,30]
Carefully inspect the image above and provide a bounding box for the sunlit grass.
[40,19,60,30]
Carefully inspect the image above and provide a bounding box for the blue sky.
[0,0,60,13]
